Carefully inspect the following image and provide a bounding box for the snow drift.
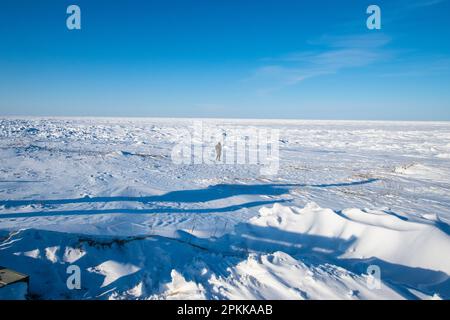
[1,118,450,300]
[1,202,449,300]
[250,203,450,275]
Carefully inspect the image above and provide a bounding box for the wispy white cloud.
[308,34,392,49]
[378,56,450,78]
[408,0,447,8]
[248,34,393,92]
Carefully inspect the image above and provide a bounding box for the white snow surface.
[0,117,449,300]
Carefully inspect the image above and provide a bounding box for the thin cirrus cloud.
[379,57,450,78]
[249,34,394,92]
[408,0,447,8]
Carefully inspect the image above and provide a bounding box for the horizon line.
[1,114,450,123]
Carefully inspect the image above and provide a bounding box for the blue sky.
[0,0,449,120]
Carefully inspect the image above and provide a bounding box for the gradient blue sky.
[1,0,449,120]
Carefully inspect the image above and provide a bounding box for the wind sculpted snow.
[0,117,449,299]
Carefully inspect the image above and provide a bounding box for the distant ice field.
[0,117,449,299]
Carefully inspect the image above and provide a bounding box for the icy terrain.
[0,117,449,300]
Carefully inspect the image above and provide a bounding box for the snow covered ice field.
[0,117,449,300]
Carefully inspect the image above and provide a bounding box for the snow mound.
[106,150,133,157]
[88,260,141,288]
[1,222,448,299]
[250,203,450,274]
[209,251,403,300]
[157,270,206,300]
[393,163,447,181]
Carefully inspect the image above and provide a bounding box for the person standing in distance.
[215,142,222,161]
